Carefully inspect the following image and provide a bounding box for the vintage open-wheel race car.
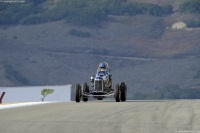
[75,62,127,102]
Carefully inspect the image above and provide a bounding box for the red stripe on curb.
[0,92,6,104]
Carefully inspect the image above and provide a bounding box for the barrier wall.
[0,85,71,103]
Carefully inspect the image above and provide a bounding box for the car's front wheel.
[115,84,120,102]
[120,82,127,102]
[75,84,81,102]
[82,83,89,102]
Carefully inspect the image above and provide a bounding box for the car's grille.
[95,80,104,91]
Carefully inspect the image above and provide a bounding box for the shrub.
[19,14,48,25]
[187,21,200,28]
[105,2,173,17]
[41,89,54,102]
[179,0,200,14]
[0,2,42,25]
[0,0,173,26]
[68,28,91,38]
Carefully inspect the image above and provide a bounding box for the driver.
[90,62,112,88]
[97,62,112,80]
[97,62,112,89]
[98,62,106,71]
[97,62,111,73]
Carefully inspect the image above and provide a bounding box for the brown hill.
[0,0,200,99]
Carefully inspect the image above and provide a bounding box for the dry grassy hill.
[0,0,200,99]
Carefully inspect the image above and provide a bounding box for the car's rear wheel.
[115,84,120,102]
[75,84,81,102]
[82,83,89,102]
[120,82,127,102]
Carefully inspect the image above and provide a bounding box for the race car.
[75,62,127,102]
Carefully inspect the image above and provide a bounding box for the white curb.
[0,102,54,109]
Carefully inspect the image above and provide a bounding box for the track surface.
[0,100,200,133]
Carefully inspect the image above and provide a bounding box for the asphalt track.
[0,100,200,133]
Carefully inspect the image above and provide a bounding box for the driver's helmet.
[98,63,106,71]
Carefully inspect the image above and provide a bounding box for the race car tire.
[75,84,81,102]
[115,84,120,102]
[82,83,89,102]
[120,82,127,102]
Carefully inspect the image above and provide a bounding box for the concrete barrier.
[0,85,71,103]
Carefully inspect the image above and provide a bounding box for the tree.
[41,89,54,102]
[179,0,200,14]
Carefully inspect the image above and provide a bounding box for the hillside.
[0,0,200,99]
